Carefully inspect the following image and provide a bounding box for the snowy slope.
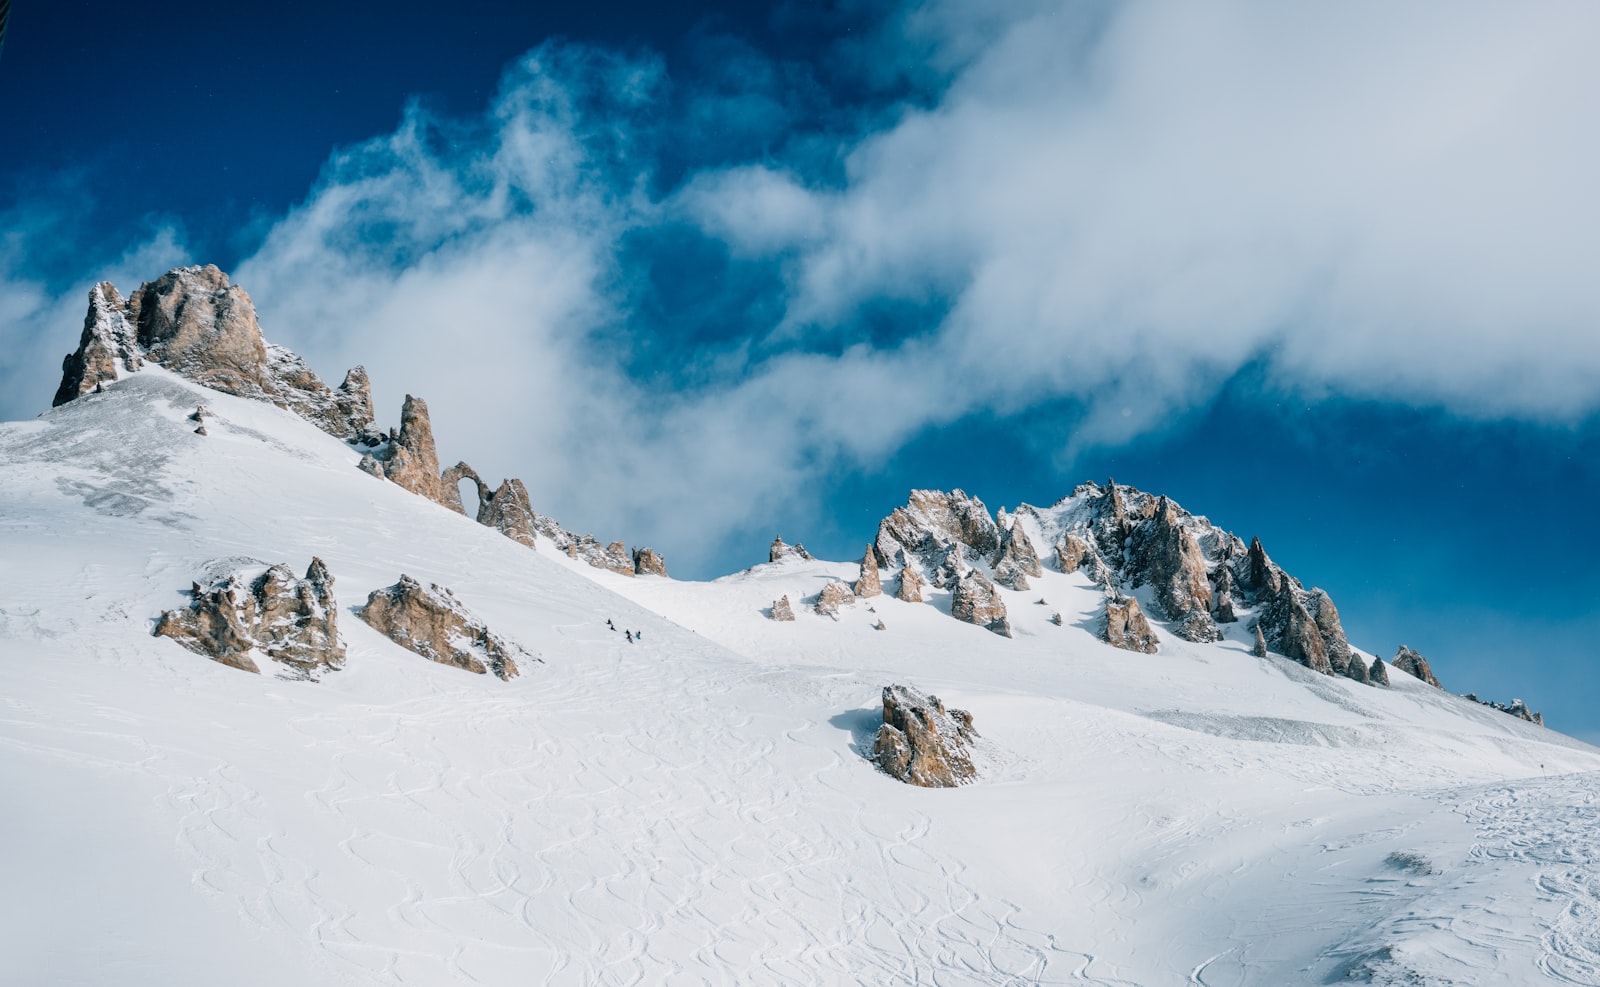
[2,367,1599,986]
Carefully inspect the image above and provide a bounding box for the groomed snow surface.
[2,368,1598,986]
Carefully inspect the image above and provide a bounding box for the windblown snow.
[2,367,1598,986]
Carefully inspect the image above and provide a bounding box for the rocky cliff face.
[356,576,524,681]
[871,684,978,788]
[153,558,344,678]
[769,536,813,563]
[632,547,668,577]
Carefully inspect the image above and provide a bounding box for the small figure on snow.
[607,619,615,631]
[625,630,633,643]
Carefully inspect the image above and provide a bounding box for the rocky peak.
[54,265,375,442]
[1391,645,1442,688]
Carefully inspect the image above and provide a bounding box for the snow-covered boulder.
[153,557,344,678]
[871,684,978,788]
[356,576,524,680]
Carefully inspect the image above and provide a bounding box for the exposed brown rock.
[439,460,489,516]
[1369,655,1390,686]
[356,575,524,680]
[1103,596,1159,654]
[871,684,978,788]
[1269,588,1332,674]
[951,570,1011,637]
[380,395,452,507]
[770,595,795,621]
[1392,645,1441,688]
[854,544,883,598]
[131,265,269,397]
[895,565,924,603]
[1252,623,1268,658]
[814,581,856,617]
[479,479,539,549]
[632,547,668,577]
[153,558,344,678]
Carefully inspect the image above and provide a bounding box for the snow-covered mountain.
[4,267,1598,985]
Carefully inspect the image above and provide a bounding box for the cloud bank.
[10,1,1600,573]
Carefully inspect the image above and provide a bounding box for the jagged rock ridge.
[153,557,344,678]
[867,481,1390,684]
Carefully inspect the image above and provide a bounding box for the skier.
[625,630,633,643]
[635,631,643,641]
[607,619,615,631]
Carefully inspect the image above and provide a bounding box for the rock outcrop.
[374,395,453,507]
[814,581,856,617]
[871,684,978,788]
[853,545,883,598]
[476,479,540,549]
[356,576,524,680]
[951,570,1011,637]
[1369,655,1391,686]
[895,565,923,603]
[1391,645,1441,688]
[1103,597,1159,654]
[1465,693,1542,725]
[874,489,1000,567]
[153,558,343,678]
[632,547,667,577]
[770,595,795,621]
[1252,623,1268,658]
[991,513,1042,591]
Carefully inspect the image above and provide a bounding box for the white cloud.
[21,2,1600,573]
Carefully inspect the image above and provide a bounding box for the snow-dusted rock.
[871,684,978,788]
[1103,597,1159,654]
[356,576,524,680]
[1055,532,1092,574]
[1127,496,1217,642]
[769,595,795,621]
[991,513,1042,590]
[951,570,1011,637]
[153,558,344,678]
[52,282,142,406]
[1369,655,1391,686]
[377,395,452,507]
[1392,646,1442,688]
[1252,623,1269,658]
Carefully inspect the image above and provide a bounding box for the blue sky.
[3,1,1598,734]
